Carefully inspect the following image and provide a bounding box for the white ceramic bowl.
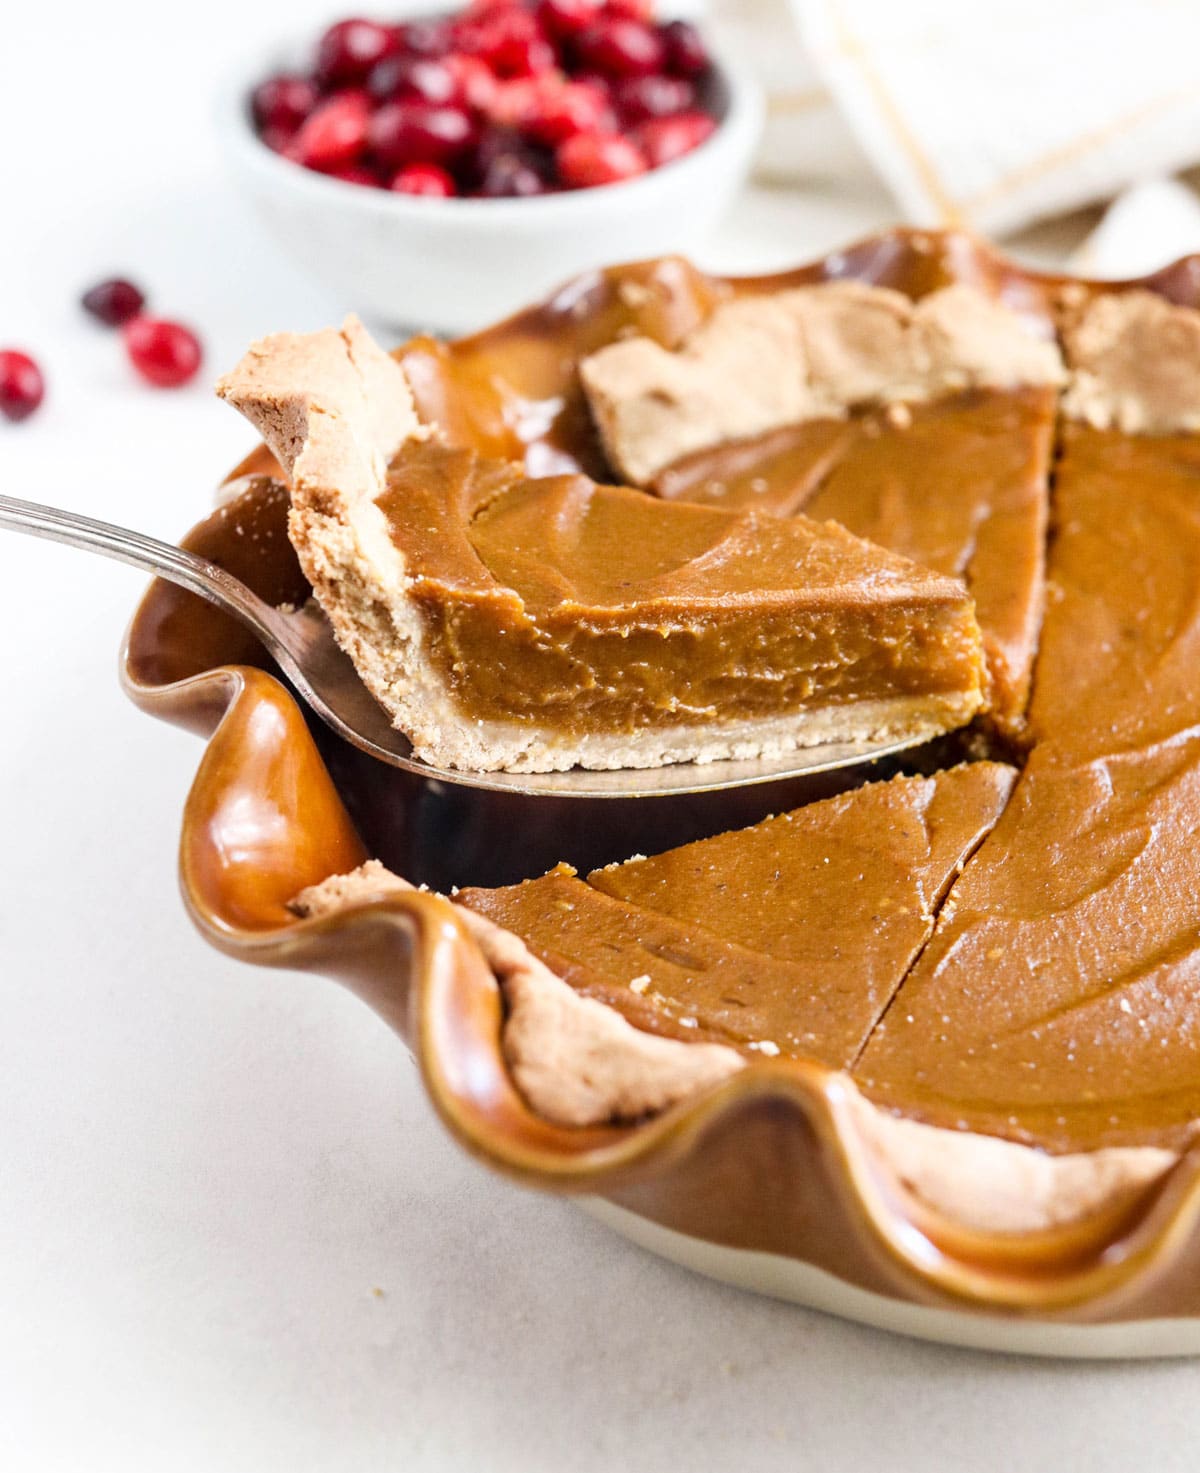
[216,44,763,334]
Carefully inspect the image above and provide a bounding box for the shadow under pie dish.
[122,230,1200,1353]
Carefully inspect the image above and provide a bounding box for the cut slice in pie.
[218,317,986,773]
[581,283,1063,737]
[457,762,1015,1083]
[854,291,1200,1155]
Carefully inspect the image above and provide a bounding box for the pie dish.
[123,229,1200,1353]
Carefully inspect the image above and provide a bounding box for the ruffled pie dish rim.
[121,227,1200,1325]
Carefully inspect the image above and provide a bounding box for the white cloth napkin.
[711,0,1200,238]
[1071,178,1200,278]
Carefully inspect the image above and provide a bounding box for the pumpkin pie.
[581,282,1063,736]
[217,317,986,773]
[286,280,1200,1195]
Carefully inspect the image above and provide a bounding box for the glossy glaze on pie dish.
[122,232,1200,1319]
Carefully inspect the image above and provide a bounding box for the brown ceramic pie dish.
[123,229,1200,1354]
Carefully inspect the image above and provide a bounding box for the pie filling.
[458,763,1015,1066]
[243,270,1200,1170]
[387,440,984,734]
[855,422,1200,1154]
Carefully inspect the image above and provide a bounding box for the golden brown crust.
[290,858,414,917]
[458,902,745,1126]
[291,862,746,1124]
[581,282,1065,486]
[216,315,426,505]
[1062,290,1200,433]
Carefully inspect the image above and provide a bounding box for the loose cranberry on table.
[122,318,203,389]
[81,277,146,327]
[249,2,718,196]
[0,351,45,423]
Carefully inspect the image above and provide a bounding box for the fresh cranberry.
[292,90,371,170]
[606,0,654,19]
[636,109,715,167]
[556,130,646,187]
[0,351,45,422]
[444,53,498,113]
[315,18,397,88]
[391,163,457,196]
[458,6,551,76]
[367,53,456,105]
[612,74,694,125]
[122,318,203,388]
[473,127,547,179]
[368,100,477,168]
[522,79,609,144]
[261,125,296,154]
[536,0,601,38]
[400,18,454,57]
[574,17,666,78]
[479,152,549,197]
[486,77,545,129]
[327,163,381,186]
[660,19,711,78]
[503,33,557,76]
[572,69,615,99]
[252,74,318,133]
[81,277,146,327]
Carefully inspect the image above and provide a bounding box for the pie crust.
[291,860,1173,1237]
[580,280,1064,486]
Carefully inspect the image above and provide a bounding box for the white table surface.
[4,4,1199,1469]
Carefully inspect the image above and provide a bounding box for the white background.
[3,3,1199,1469]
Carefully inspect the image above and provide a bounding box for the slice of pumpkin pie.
[581,282,1063,736]
[458,762,1016,1077]
[218,317,986,773]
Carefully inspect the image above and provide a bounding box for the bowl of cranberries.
[220,2,761,331]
